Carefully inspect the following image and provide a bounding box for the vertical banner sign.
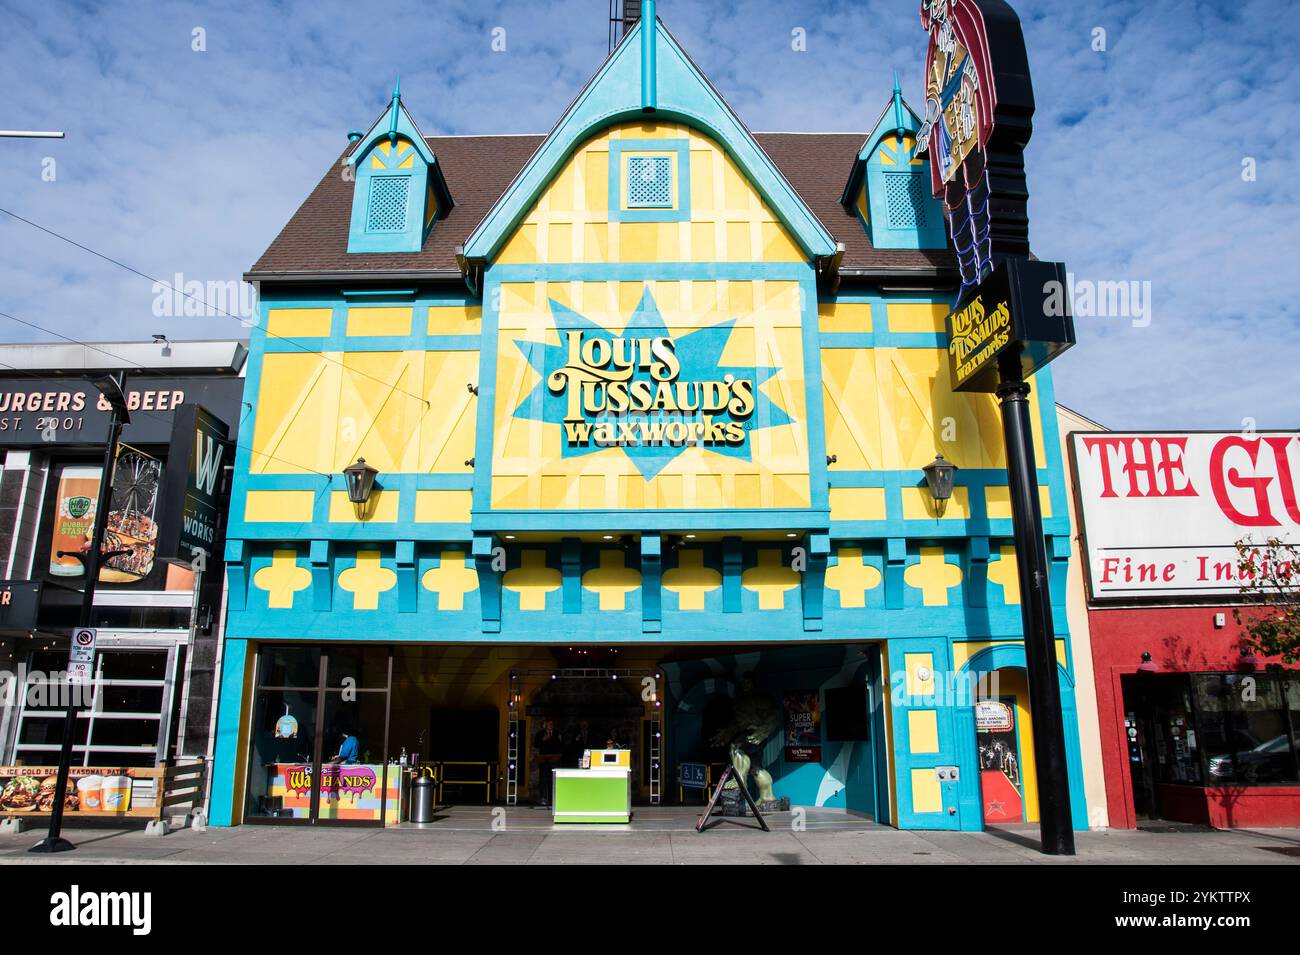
[48,466,102,577]
[158,404,230,567]
[920,0,1077,854]
[783,691,822,762]
[100,444,162,584]
[67,627,96,686]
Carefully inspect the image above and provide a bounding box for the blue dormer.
[346,80,452,254]
[841,77,947,251]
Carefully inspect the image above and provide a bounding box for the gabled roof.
[245,132,956,281]
[461,13,838,265]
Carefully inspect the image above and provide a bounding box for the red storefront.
[1072,431,1300,829]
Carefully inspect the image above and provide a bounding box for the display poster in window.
[783,691,822,762]
[48,465,102,577]
[100,444,162,584]
[976,699,1023,824]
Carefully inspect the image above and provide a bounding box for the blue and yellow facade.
[211,10,1089,830]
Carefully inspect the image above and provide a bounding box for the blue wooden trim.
[208,638,249,827]
[461,16,836,263]
[488,261,811,283]
[641,532,662,633]
[473,509,830,533]
[607,138,690,222]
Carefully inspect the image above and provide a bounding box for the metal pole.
[29,392,124,852]
[995,364,1075,856]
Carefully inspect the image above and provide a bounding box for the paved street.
[2,808,1297,864]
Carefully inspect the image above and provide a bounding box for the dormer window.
[345,81,452,254]
[840,81,947,251]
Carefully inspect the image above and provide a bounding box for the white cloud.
[0,0,1295,427]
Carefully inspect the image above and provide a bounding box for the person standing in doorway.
[534,719,562,807]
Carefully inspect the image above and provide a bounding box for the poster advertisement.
[48,465,101,577]
[976,699,1024,824]
[101,444,162,583]
[0,766,148,815]
[783,691,822,762]
[46,446,162,583]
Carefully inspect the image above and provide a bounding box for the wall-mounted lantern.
[343,457,379,506]
[922,453,957,517]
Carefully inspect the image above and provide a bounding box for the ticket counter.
[553,750,631,823]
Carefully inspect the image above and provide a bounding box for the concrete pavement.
[2,807,1297,864]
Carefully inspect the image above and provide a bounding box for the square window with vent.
[884,172,930,229]
[366,175,411,232]
[625,154,674,209]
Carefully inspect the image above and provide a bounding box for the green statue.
[709,673,779,804]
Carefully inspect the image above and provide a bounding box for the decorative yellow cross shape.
[662,548,721,611]
[503,549,561,611]
[338,550,397,610]
[422,551,479,610]
[825,547,882,608]
[904,546,963,606]
[253,549,311,609]
[987,544,1021,604]
[742,548,799,610]
[582,549,641,610]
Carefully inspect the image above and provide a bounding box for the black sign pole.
[995,355,1074,855]
[29,375,129,853]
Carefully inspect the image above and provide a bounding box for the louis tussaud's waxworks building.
[209,4,1091,830]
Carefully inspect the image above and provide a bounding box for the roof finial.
[892,71,907,141]
[388,76,401,145]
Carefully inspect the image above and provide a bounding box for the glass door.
[245,645,393,825]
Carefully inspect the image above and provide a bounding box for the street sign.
[68,627,96,685]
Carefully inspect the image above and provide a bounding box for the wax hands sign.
[513,288,792,480]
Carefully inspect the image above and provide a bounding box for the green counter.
[552,767,631,823]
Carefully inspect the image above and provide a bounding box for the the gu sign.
[1071,431,1300,599]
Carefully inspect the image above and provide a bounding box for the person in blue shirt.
[331,728,361,764]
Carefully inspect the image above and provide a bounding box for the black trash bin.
[410,775,436,824]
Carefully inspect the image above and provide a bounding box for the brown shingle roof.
[246,132,956,280]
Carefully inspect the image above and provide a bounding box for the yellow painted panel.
[419,352,479,472]
[821,348,880,471]
[908,710,940,754]
[328,489,399,523]
[985,484,1053,519]
[427,304,482,336]
[904,652,935,697]
[901,485,971,520]
[988,669,1039,824]
[887,302,948,333]
[911,769,942,814]
[818,301,871,334]
[821,348,1051,471]
[493,120,801,265]
[415,490,472,523]
[828,487,887,522]
[345,306,413,337]
[267,308,332,338]
[245,490,315,523]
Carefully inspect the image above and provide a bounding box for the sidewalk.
[2,807,1298,864]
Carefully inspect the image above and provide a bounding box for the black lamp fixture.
[1138,651,1159,673]
[922,453,958,517]
[343,457,379,505]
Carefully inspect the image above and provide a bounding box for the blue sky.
[1,0,1296,429]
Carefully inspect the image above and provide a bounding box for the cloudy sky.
[1,0,1296,429]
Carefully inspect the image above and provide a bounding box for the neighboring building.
[1057,405,1110,828]
[211,9,1090,830]
[0,340,246,771]
[1069,426,1300,828]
